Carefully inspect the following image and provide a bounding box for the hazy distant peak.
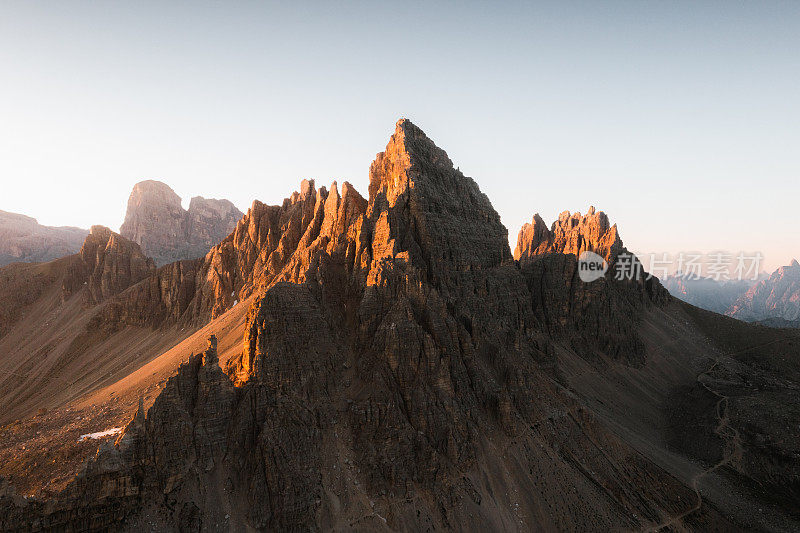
[120,180,243,266]
[0,209,88,266]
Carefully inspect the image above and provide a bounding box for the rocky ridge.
[62,226,155,306]
[514,207,623,264]
[514,207,668,364]
[0,226,154,345]
[119,180,243,266]
[0,119,704,531]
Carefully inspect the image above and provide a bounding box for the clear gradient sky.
[1,1,798,273]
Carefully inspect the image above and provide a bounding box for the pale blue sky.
[1,1,798,272]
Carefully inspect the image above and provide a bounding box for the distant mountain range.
[663,260,800,327]
[1,181,242,269]
[728,259,800,324]
[661,275,755,315]
[0,210,87,266]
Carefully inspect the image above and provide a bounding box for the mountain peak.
[368,118,455,204]
[132,179,177,193]
[64,226,154,306]
[364,118,511,275]
[128,180,182,209]
[89,224,112,238]
[120,180,243,265]
[791,258,799,268]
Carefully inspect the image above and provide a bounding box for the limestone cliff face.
[119,181,184,262]
[0,120,690,531]
[62,226,155,306]
[119,180,243,265]
[193,178,367,319]
[0,210,87,266]
[93,258,202,330]
[728,259,800,322]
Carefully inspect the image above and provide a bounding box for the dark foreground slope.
[0,120,797,531]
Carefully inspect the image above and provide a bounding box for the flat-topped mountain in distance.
[120,180,243,266]
[0,210,87,267]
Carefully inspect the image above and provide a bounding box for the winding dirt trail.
[648,360,744,532]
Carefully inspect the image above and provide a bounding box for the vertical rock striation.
[62,225,155,306]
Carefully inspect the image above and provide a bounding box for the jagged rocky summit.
[119,180,243,266]
[513,205,667,363]
[1,120,699,531]
[514,206,623,263]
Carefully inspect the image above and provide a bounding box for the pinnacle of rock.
[135,397,145,425]
[203,335,219,367]
[365,117,512,277]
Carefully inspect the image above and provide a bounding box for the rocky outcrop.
[727,260,800,322]
[120,180,243,266]
[514,208,668,365]
[514,207,623,264]
[92,258,202,331]
[0,119,698,531]
[62,226,155,306]
[0,210,87,266]
[192,178,368,320]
